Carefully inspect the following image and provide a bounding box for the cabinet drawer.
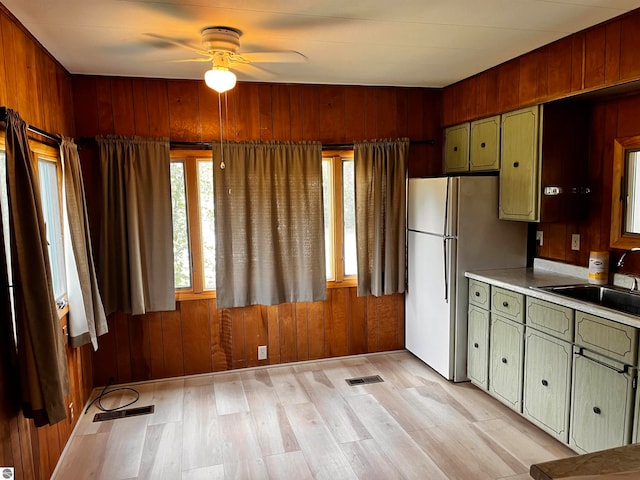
[575,311,638,365]
[526,297,574,341]
[469,279,490,309]
[492,287,524,322]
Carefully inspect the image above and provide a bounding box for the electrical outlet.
[571,234,580,251]
[258,345,267,360]
[536,230,543,246]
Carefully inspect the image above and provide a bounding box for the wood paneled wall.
[91,292,404,386]
[441,8,640,270]
[0,6,93,480]
[442,10,640,127]
[71,75,439,386]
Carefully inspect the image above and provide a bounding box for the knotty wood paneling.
[92,291,405,386]
[70,75,439,384]
[619,11,640,81]
[0,6,90,480]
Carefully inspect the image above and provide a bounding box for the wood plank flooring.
[53,351,575,479]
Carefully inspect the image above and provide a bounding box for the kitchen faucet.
[617,247,640,268]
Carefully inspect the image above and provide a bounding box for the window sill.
[174,279,358,302]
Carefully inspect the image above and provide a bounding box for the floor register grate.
[93,405,155,422]
[345,375,384,386]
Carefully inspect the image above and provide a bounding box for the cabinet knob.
[541,379,548,387]
[593,406,601,415]
[501,357,508,364]
[474,342,479,348]
[513,162,519,168]
[453,146,458,152]
[480,142,486,148]
[475,291,480,297]
[502,301,509,307]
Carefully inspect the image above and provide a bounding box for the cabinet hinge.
[633,376,637,390]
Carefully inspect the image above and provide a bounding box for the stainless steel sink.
[532,284,640,316]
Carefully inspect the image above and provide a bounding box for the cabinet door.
[499,105,541,221]
[569,352,634,454]
[489,314,524,411]
[523,328,572,443]
[444,123,470,173]
[468,305,490,390]
[470,115,500,171]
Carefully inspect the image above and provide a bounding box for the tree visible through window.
[169,151,216,296]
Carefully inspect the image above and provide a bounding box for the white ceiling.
[3,0,640,88]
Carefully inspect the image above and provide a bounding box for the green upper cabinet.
[470,115,500,171]
[498,101,590,223]
[443,122,470,173]
[499,105,542,221]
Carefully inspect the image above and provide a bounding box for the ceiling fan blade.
[143,33,209,56]
[233,62,276,80]
[168,57,213,63]
[240,50,307,64]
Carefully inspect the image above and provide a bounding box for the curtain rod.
[0,106,61,144]
[169,139,437,151]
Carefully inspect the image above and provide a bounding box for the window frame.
[0,133,69,317]
[323,150,357,287]
[170,150,216,301]
[170,148,357,299]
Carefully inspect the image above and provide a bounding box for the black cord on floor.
[84,377,140,414]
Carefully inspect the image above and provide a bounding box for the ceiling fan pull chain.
[218,92,225,170]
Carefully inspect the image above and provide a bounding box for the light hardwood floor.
[53,351,575,479]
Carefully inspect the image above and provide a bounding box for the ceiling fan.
[147,26,307,93]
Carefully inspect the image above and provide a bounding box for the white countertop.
[465,259,640,329]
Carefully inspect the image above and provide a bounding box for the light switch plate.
[258,345,267,360]
[571,234,580,251]
[536,231,543,246]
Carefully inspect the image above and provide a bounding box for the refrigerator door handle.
[443,237,449,303]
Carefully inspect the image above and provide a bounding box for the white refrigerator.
[405,175,528,382]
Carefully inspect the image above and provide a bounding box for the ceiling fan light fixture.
[204,67,236,93]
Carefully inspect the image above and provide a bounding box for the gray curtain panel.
[354,138,409,297]
[97,136,175,315]
[213,140,326,308]
[4,109,69,426]
[60,137,108,349]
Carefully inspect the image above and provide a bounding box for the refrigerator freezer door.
[408,177,450,235]
[405,230,456,380]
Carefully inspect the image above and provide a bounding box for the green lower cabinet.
[569,350,635,454]
[522,328,572,443]
[489,314,524,411]
[468,305,490,389]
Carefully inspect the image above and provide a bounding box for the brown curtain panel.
[213,141,326,308]
[97,136,175,315]
[354,138,409,297]
[61,137,108,348]
[4,109,69,426]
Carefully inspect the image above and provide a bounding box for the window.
[37,155,67,302]
[170,148,356,297]
[322,150,357,283]
[0,137,67,310]
[170,151,216,298]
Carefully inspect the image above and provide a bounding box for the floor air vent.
[345,375,384,386]
[93,405,155,422]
